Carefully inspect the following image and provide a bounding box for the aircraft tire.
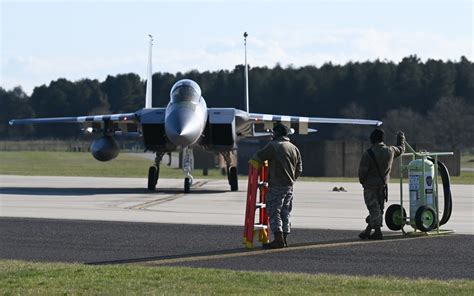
[184,177,191,193]
[229,167,238,191]
[148,166,158,191]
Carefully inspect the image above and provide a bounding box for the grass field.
[0,151,223,179]
[0,151,472,184]
[1,260,473,295]
[461,154,474,169]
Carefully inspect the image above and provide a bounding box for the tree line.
[1,55,473,148]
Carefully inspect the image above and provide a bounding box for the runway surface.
[1,175,473,279]
[1,175,473,234]
[1,217,473,280]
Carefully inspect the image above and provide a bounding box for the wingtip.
[377,121,383,126]
[8,120,14,126]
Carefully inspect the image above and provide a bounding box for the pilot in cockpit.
[170,79,201,103]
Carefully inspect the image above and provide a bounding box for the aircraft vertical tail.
[244,32,249,113]
[145,34,153,108]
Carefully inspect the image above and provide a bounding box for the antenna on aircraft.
[244,32,249,113]
[145,34,154,109]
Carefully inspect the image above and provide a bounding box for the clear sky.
[1,0,472,94]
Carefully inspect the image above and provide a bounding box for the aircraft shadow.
[0,187,229,196]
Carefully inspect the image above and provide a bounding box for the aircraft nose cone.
[166,108,201,146]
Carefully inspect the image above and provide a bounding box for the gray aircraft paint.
[165,79,208,147]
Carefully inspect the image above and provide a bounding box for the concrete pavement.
[1,175,472,234]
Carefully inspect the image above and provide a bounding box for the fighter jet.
[9,34,382,193]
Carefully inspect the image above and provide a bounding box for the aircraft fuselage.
[164,79,208,148]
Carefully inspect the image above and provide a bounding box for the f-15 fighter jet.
[9,33,382,193]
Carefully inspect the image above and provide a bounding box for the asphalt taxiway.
[1,217,473,279]
[1,175,473,279]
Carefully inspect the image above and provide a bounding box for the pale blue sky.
[1,0,472,94]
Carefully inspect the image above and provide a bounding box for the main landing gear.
[182,149,238,193]
[222,151,238,191]
[147,149,238,193]
[147,149,194,194]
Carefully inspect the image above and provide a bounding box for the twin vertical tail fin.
[244,32,249,113]
[145,33,246,111]
[145,34,153,109]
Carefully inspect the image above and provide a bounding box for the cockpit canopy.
[170,79,202,103]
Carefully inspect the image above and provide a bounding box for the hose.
[428,157,453,226]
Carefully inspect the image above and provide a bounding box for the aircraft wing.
[9,112,139,135]
[249,113,382,135]
[9,113,136,125]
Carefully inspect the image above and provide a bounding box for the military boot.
[283,233,289,247]
[263,232,285,249]
[368,228,383,240]
[358,225,372,240]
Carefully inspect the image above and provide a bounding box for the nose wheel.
[184,176,193,193]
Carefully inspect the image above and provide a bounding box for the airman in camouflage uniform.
[358,129,405,240]
[250,123,302,249]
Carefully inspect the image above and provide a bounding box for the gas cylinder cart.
[384,143,455,235]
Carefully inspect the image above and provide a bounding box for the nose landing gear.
[183,147,194,193]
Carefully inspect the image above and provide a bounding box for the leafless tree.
[427,96,474,149]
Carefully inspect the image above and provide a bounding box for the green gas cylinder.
[407,158,435,227]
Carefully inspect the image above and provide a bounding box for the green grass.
[461,154,474,169]
[448,171,474,184]
[299,173,474,185]
[0,151,224,179]
[0,151,472,184]
[1,260,473,295]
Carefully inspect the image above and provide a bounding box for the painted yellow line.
[141,235,431,266]
[128,181,208,210]
[129,195,184,210]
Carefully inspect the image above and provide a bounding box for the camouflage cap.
[273,123,293,137]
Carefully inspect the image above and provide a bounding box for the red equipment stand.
[243,161,270,249]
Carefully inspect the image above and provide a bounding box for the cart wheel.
[415,205,437,232]
[385,204,407,231]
